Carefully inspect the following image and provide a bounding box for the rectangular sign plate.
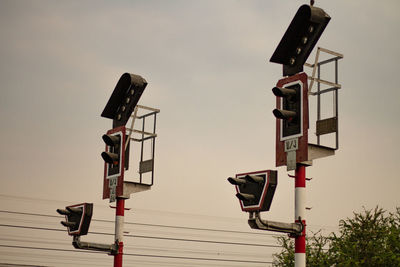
[284,138,298,152]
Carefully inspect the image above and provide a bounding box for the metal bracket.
[72,236,119,255]
[122,181,151,199]
[305,47,343,94]
[248,212,303,236]
[288,174,312,181]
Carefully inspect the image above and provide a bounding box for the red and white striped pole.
[114,198,125,267]
[295,164,306,267]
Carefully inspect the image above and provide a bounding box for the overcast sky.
[1,0,400,266]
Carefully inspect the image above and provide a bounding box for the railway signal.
[57,203,93,236]
[228,170,277,212]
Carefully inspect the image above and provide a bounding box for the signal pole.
[295,165,306,267]
[114,198,125,267]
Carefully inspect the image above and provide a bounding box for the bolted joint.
[109,240,120,255]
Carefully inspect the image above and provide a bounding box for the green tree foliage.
[272,207,400,267]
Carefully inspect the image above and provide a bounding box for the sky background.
[1,0,400,266]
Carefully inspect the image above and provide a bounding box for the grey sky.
[1,0,400,265]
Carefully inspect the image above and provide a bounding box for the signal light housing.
[101,134,121,165]
[102,131,123,176]
[228,170,277,212]
[274,73,309,168]
[102,126,130,200]
[57,203,93,236]
[101,73,147,128]
[273,83,302,139]
[270,4,331,76]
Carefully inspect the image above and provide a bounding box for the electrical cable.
[0,198,283,266]
[0,223,280,248]
[0,244,273,265]
[0,209,279,237]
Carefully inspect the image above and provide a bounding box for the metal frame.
[305,47,343,150]
[125,104,160,186]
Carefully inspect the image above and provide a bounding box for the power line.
[0,202,282,265]
[0,208,279,266]
[0,209,279,237]
[0,244,102,255]
[0,210,280,248]
[0,223,280,248]
[124,252,273,264]
[0,244,272,265]
[0,250,114,267]
[0,194,244,223]
[0,235,275,260]
[0,222,280,263]
[0,236,276,261]
[0,264,48,267]
[125,233,281,248]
